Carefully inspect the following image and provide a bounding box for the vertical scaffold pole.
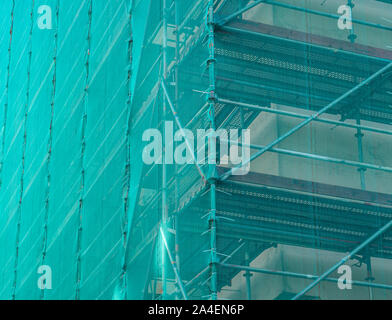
[347,0,357,43]
[355,114,374,299]
[244,249,252,300]
[174,0,181,300]
[356,117,366,190]
[365,255,375,300]
[161,0,168,300]
[206,0,219,301]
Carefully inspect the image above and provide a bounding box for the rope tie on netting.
[118,0,134,300]
[0,0,15,192]
[75,0,93,300]
[40,0,60,301]
[12,0,35,301]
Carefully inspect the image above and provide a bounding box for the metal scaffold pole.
[174,0,181,301]
[365,256,375,300]
[206,0,219,301]
[217,0,392,31]
[356,116,367,190]
[220,263,392,291]
[161,0,169,300]
[160,228,188,300]
[244,249,252,300]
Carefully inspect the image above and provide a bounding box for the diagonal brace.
[220,62,392,181]
[160,227,188,300]
[292,218,392,300]
[161,80,207,184]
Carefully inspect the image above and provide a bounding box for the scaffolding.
[0,0,392,300]
[128,0,392,300]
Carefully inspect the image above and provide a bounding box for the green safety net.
[0,0,392,300]
[0,0,131,300]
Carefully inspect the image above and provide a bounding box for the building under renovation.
[0,0,392,300]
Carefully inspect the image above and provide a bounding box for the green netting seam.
[12,0,35,301]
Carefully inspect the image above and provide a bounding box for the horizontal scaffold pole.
[220,263,392,291]
[261,0,392,32]
[217,0,392,32]
[219,98,392,138]
[220,139,392,175]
